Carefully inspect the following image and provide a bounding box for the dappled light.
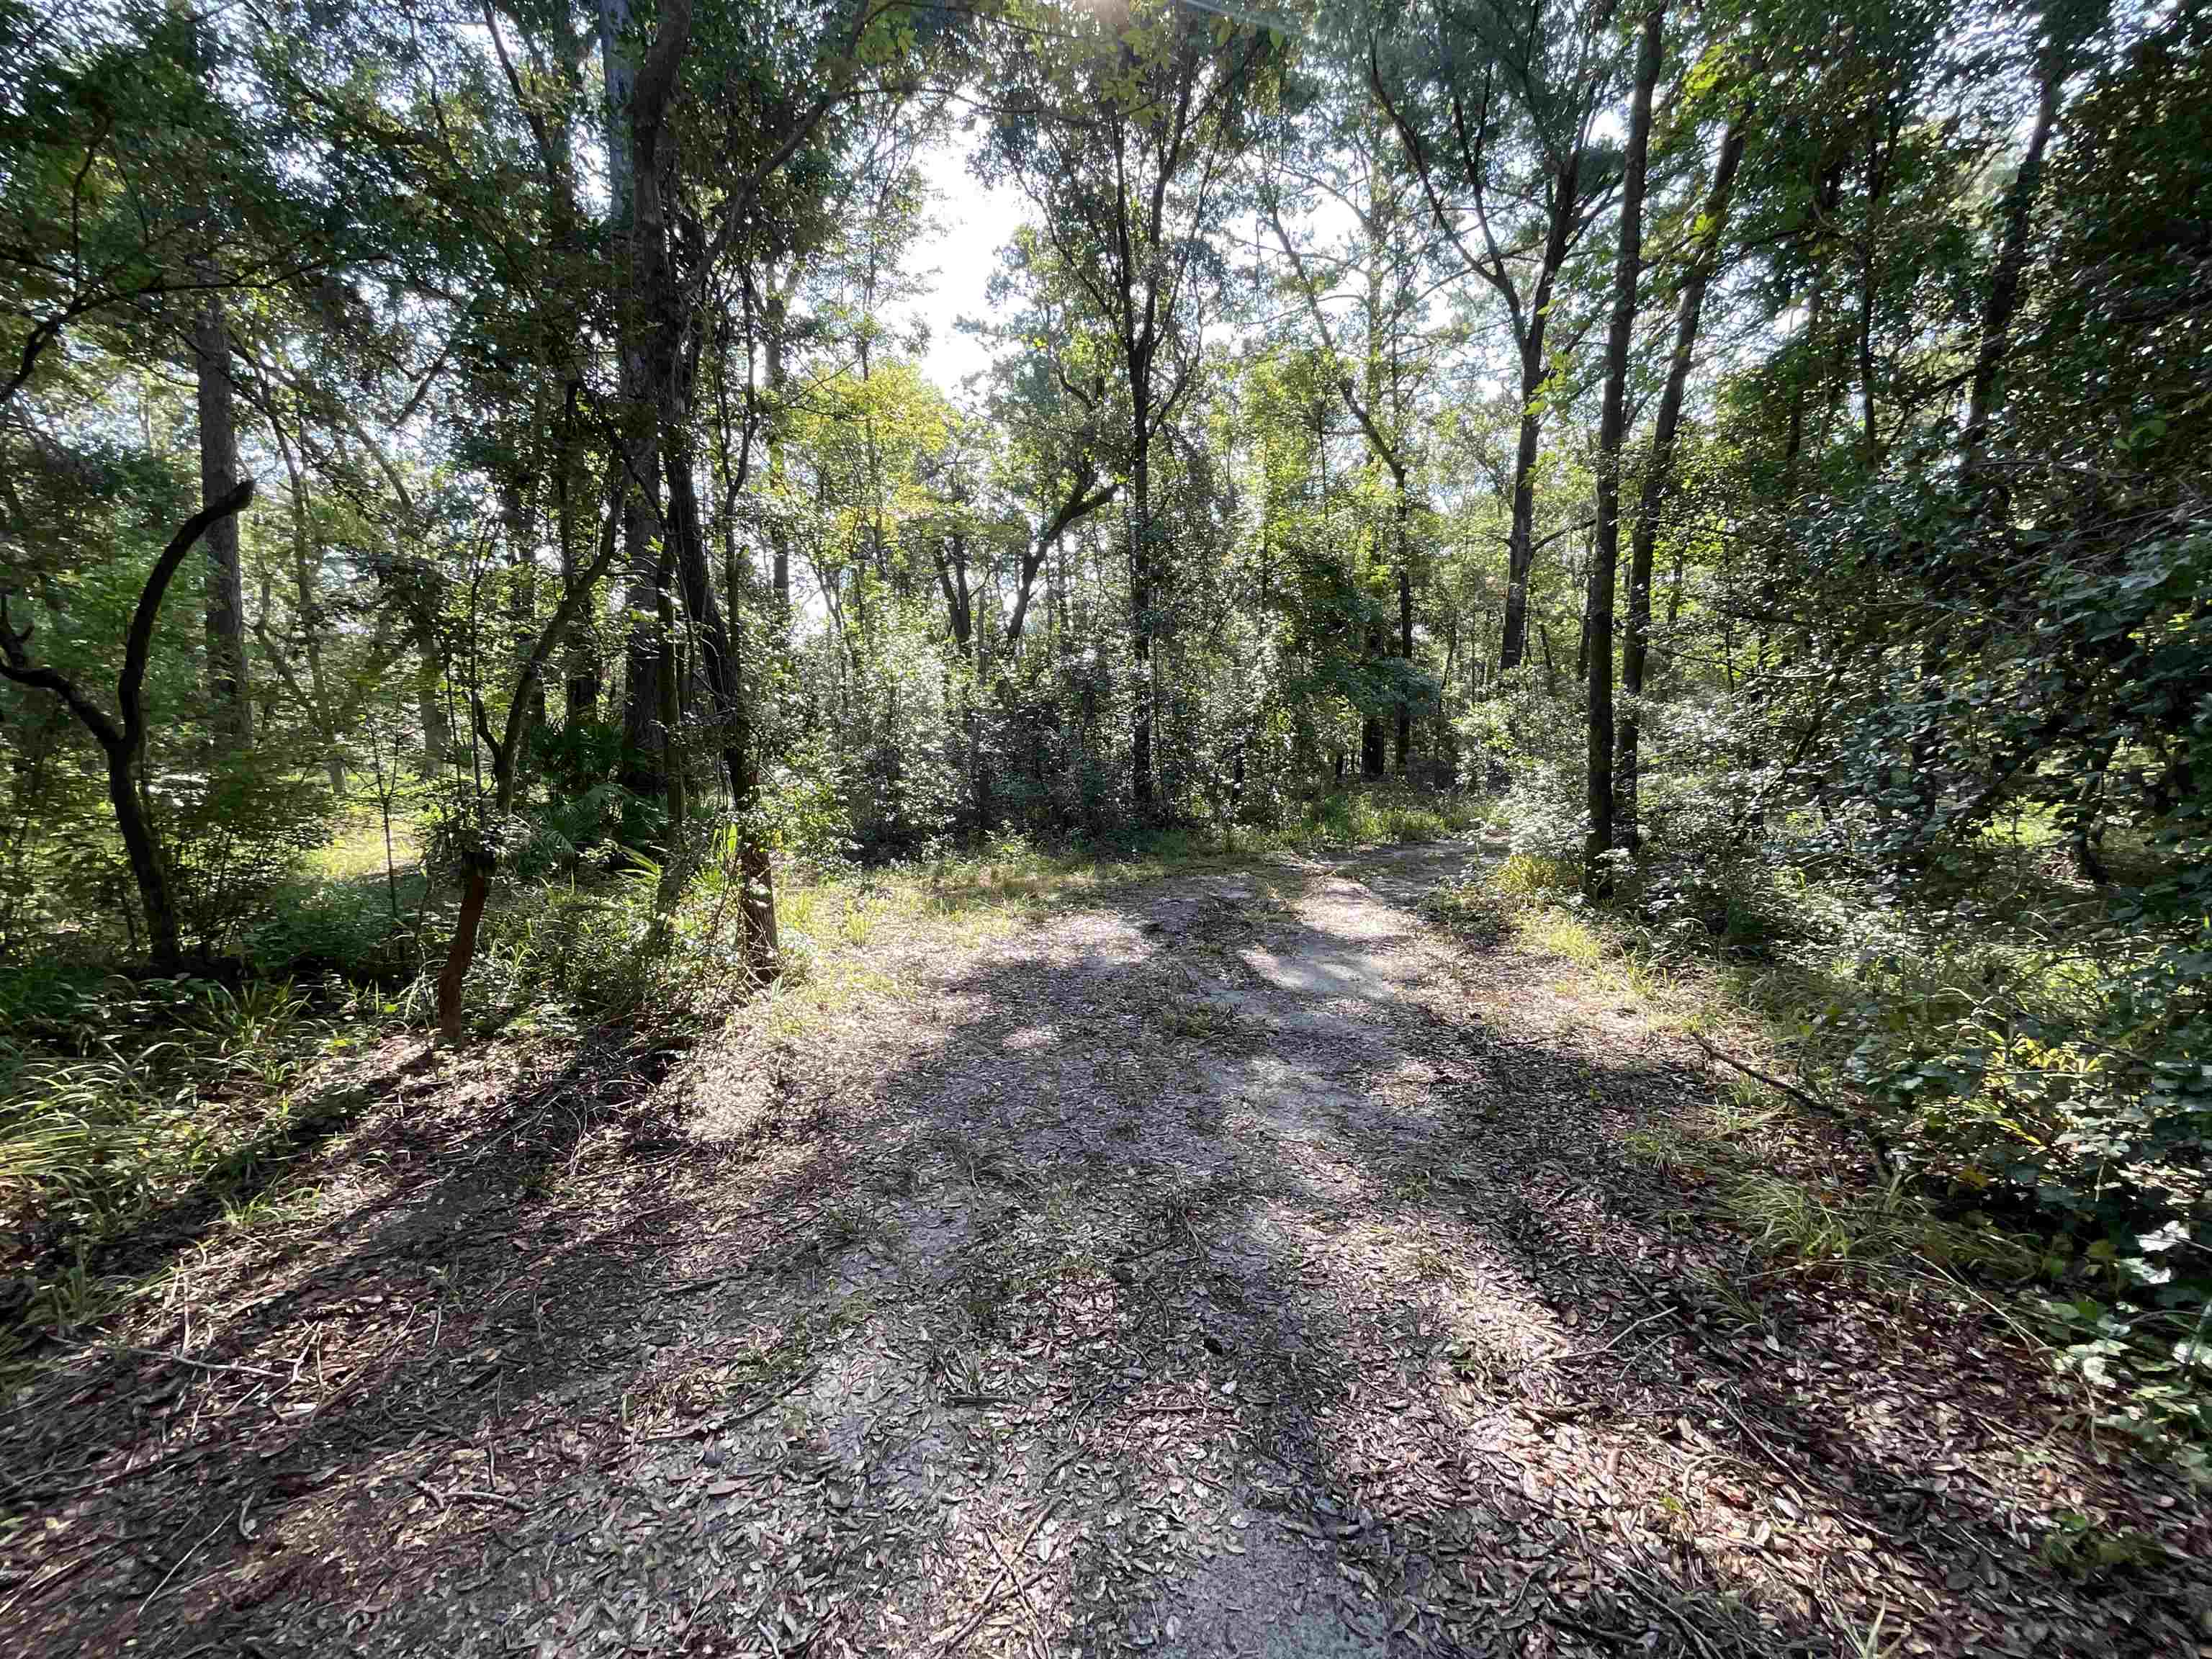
[4,0,2209,1651]
[6,850,2206,1654]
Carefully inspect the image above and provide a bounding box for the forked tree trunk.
[0,482,256,970]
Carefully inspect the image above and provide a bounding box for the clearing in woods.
[4,841,2208,1656]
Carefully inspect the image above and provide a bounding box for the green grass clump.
[1255,786,1485,855]
[0,970,374,1358]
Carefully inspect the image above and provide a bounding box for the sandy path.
[9,842,2207,1657]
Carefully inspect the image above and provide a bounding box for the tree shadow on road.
[5,846,2205,1658]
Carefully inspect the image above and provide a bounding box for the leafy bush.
[246,869,426,984]
[521,718,660,871]
[158,760,340,959]
[1469,773,2212,1469]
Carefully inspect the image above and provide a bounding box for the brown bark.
[436,861,491,1043]
[1587,5,1663,884]
[1618,101,1749,849]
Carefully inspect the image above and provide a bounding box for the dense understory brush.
[1254,783,1485,852]
[1452,783,2212,1472]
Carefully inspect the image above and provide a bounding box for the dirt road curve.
[7,842,2208,1657]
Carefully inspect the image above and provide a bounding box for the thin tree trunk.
[1965,27,2069,455]
[1588,4,1662,886]
[558,379,601,721]
[0,482,255,969]
[1395,522,1413,775]
[415,616,447,779]
[765,282,793,624]
[196,299,251,750]
[1362,608,1386,778]
[1856,113,1894,469]
[1130,428,1155,809]
[1619,100,1748,850]
[436,475,627,1038]
[1499,160,1582,673]
[435,862,491,1043]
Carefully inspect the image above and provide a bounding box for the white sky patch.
[896,136,1030,397]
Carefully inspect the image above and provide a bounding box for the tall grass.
[0,970,359,1356]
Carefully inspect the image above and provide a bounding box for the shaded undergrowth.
[1428,843,2212,1479]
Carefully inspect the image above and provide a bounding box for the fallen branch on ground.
[1687,1030,1898,1174]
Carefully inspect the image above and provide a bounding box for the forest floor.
[5,840,2210,1658]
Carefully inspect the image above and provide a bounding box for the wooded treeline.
[2,0,2206,1270]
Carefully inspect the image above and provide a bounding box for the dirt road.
[8,842,2207,1656]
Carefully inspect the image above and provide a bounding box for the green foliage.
[246,864,426,984]
[431,877,659,1035]
[2036,1509,2177,1583]
[0,967,361,1354]
[161,760,341,959]
[1263,785,1480,853]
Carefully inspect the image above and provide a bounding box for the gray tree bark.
[196,298,251,750]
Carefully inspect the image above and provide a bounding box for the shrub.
[156,761,340,960]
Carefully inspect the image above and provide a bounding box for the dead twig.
[446,1487,530,1513]
[932,1495,1063,1658]
[112,1346,285,1382]
[136,1514,228,1619]
[978,1518,1051,1656]
[1686,1032,1825,1115]
[637,1365,814,1443]
[1553,1306,1678,1365]
[1687,1032,1897,1172]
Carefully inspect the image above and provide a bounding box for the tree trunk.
[415,618,447,780]
[0,482,254,970]
[655,544,683,840]
[1856,112,1894,468]
[1499,159,1581,673]
[1361,606,1386,778]
[196,299,251,750]
[1130,433,1155,810]
[558,380,602,721]
[1965,25,2069,454]
[603,0,669,801]
[765,282,793,624]
[433,471,629,1040]
[436,859,490,1043]
[1588,6,1662,887]
[1619,100,1748,850]
[617,475,666,794]
[107,744,181,968]
[1394,555,1413,776]
[626,0,774,965]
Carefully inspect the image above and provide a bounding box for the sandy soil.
[4,841,2208,1658]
